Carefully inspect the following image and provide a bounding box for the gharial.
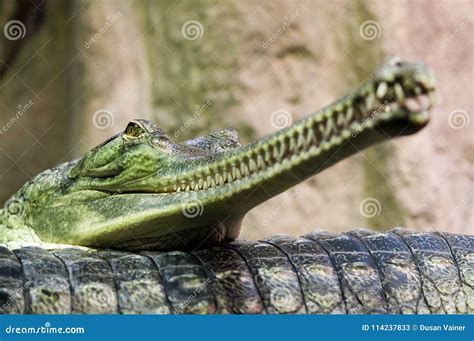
[0,56,437,250]
[0,57,472,314]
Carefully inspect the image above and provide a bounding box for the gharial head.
[9,56,436,251]
[67,119,241,194]
[363,55,436,134]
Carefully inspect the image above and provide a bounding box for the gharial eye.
[124,122,144,137]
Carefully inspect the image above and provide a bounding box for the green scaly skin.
[2,229,472,314]
[0,57,436,250]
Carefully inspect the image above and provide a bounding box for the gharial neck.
[164,81,427,214]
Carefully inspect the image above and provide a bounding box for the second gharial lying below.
[1,56,437,251]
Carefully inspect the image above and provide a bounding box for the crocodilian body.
[0,57,436,250]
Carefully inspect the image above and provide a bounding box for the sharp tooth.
[289,137,297,151]
[264,150,271,163]
[280,141,286,157]
[181,183,187,191]
[227,171,233,183]
[366,92,375,109]
[173,184,178,191]
[185,185,190,191]
[306,129,315,146]
[198,178,205,189]
[216,174,224,186]
[190,181,197,190]
[345,107,354,125]
[336,112,345,126]
[376,82,388,98]
[207,176,215,188]
[324,119,334,139]
[241,162,249,177]
[297,133,306,150]
[210,178,216,188]
[394,83,405,103]
[232,167,241,180]
[319,124,325,138]
[248,158,257,172]
[176,186,182,192]
[257,154,266,169]
[222,171,232,182]
[273,145,280,161]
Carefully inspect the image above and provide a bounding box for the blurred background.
[0,0,472,239]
